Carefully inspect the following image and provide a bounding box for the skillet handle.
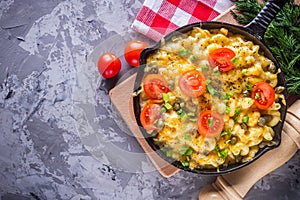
[198,100,300,200]
[245,0,288,40]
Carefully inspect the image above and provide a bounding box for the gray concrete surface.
[0,0,299,199]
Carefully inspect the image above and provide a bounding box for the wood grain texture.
[213,5,238,24]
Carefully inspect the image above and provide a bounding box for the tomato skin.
[178,70,206,97]
[208,48,235,72]
[251,82,275,110]
[143,74,170,100]
[124,40,148,67]
[140,103,162,130]
[97,53,121,78]
[197,110,224,138]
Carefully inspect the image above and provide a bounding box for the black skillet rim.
[133,21,288,175]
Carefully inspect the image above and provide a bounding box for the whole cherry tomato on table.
[124,40,148,67]
[208,48,236,72]
[178,70,206,98]
[251,82,275,110]
[197,110,224,138]
[97,52,121,78]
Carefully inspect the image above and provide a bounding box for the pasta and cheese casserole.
[137,27,285,169]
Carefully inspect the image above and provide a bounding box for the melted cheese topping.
[139,27,284,169]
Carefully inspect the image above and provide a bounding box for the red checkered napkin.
[132,0,233,41]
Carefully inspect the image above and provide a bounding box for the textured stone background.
[0,0,299,199]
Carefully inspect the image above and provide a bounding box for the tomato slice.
[140,103,162,130]
[143,74,170,100]
[178,70,206,97]
[197,110,224,138]
[251,82,275,110]
[208,48,235,72]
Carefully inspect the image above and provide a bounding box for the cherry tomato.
[140,103,162,130]
[178,70,206,97]
[97,52,121,78]
[251,82,275,110]
[208,48,235,72]
[197,110,224,138]
[143,74,170,100]
[124,40,148,67]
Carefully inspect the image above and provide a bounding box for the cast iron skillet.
[133,0,288,174]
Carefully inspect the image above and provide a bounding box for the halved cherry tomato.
[140,103,162,130]
[251,82,275,110]
[208,48,235,72]
[178,70,206,97]
[143,74,169,100]
[197,110,224,138]
[124,40,148,67]
[97,52,121,78]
